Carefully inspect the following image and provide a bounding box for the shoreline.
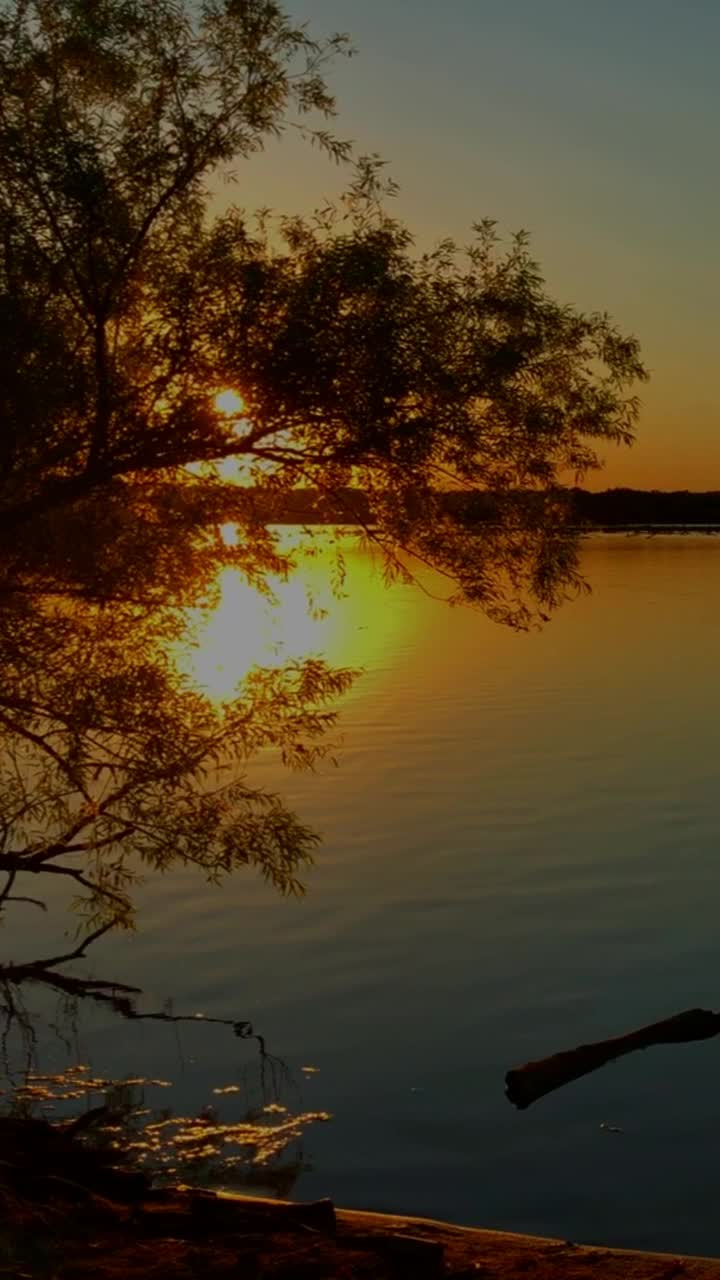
[231,1193,720,1277]
[4,1108,720,1277]
[5,1118,720,1279]
[333,1204,720,1276]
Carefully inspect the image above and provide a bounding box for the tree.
[0,0,647,966]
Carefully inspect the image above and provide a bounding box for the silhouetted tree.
[0,0,647,958]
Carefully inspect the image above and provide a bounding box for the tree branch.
[20,918,121,972]
[0,869,16,908]
[0,708,92,804]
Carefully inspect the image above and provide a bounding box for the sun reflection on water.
[180,534,408,701]
[184,567,334,698]
[6,1064,329,1193]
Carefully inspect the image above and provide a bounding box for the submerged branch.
[505,1007,720,1110]
[0,917,267,1051]
[16,919,121,972]
[2,896,47,911]
[0,869,16,908]
[0,920,141,1001]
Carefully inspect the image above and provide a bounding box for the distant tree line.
[569,489,720,527]
[265,488,720,528]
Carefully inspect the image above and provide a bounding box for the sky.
[234,0,719,491]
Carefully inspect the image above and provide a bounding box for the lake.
[7,534,720,1256]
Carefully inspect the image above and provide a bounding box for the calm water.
[9,535,720,1254]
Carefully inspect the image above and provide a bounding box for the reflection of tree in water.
[0,985,330,1200]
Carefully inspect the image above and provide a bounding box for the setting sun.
[214,389,246,417]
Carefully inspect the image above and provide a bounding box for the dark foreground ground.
[3,1117,719,1279]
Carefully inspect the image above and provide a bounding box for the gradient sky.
[235,0,719,490]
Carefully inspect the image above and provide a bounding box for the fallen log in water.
[505,1007,720,1109]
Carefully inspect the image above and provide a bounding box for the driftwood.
[505,1007,720,1109]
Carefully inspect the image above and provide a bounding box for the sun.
[214,388,246,416]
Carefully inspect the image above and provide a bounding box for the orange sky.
[221,0,719,492]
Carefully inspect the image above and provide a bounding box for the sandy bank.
[3,1113,718,1278]
[333,1202,720,1278]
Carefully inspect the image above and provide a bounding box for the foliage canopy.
[0,0,647,954]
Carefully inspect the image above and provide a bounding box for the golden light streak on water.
[179,536,409,700]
